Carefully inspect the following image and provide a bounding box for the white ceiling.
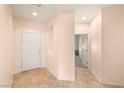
[12,4,109,23]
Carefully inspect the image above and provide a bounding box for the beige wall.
[75,23,89,34]
[46,12,75,81]
[89,5,124,86]
[1,5,123,87]
[89,12,102,81]
[46,17,58,77]
[0,5,14,87]
[14,17,46,73]
[57,12,75,81]
[102,5,124,85]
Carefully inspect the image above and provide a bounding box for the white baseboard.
[58,76,75,81]
[46,67,58,80]
[8,75,14,88]
[0,85,10,88]
[0,75,13,88]
[88,67,101,82]
[102,80,124,87]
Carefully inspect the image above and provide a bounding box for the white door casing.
[21,32,41,71]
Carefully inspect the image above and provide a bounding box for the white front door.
[21,32,41,71]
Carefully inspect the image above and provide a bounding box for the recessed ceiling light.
[32,12,37,16]
[81,16,86,20]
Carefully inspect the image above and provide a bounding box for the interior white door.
[21,32,41,71]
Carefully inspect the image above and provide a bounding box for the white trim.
[89,67,124,86]
[102,80,124,87]
[89,67,102,82]
[58,77,75,81]
[75,30,88,35]
[0,74,13,88]
[8,75,13,88]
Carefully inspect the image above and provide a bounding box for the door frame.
[21,31,41,72]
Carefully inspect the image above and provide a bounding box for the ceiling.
[12,4,109,23]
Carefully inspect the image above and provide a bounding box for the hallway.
[11,56,114,88]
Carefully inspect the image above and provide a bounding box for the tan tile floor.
[11,56,116,88]
[11,67,115,88]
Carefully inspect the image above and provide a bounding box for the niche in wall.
[47,25,54,55]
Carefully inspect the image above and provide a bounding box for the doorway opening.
[75,34,88,69]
